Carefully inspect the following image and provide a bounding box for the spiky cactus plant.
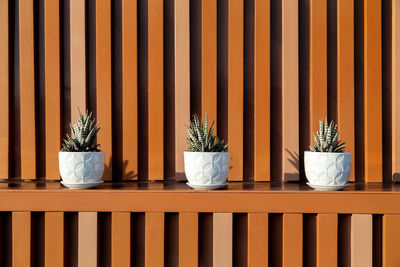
[310,119,346,152]
[186,114,228,152]
[61,109,101,152]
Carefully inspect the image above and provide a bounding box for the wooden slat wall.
[0,0,8,179]
[393,0,400,182]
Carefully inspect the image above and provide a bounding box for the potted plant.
[59,110,104,189]
[184,114,229,190]
[304,119,352,190]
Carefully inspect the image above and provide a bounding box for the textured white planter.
[304,151,352,186]
[59,151,104,189]
[184,152,230,187]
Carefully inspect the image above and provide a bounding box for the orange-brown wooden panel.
[112,212,130,267]
[148,0,164,180]
[0,0,8,179]
[145,212,164,267]
[174,0,190,179]
[45,212,64,267]
[44,0,61,180]
[254,0,270,181]
[12,212,31,267]
[337,0,355,181]
[19,0,36,179]
[282,0,299,181]
[78,212,97,267]
[213,213,232,267]
[351,214,372,267]
[364,0,382,182]
[248,213,268,266]
[96,0,112,180]
[309,0,327,141]
[393,0,400,182]
[228,0,244,180]
[122,0,138,180]
[383,215,400,266]
[70,0,86,123]
[179,213,198,267]
[283,214,302,266]
[201,0,217,124]
[316,214,337,267]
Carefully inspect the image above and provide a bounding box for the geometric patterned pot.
[59,152,104,184]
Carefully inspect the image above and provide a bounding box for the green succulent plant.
[61,109,101,152]
[186,113,228,152]
[310,118,346,152]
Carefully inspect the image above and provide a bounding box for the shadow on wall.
[104,157,137,181]
[285,149,300,181]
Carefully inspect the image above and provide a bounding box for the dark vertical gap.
[298,0,310,182]
[198,213,213,267]
[327,0,338,123]
[270,0,283,182]
[98,213,111,267]
[190,0,201,117]
[87,0,96,115]
[61,0,71,139]
[338,214,351,267]
[303,214,316,267]
[31,212,44,267]
[131,213,145,267]
[354,0,364,182]
[217,0,228,142]
[382,0,392,183]
[64,212,78,267]
[233,213,248,267]
[138,0,148,180]
[2,213,11,267]
[243,0,254,181]
[112,0,123,181]
[164,0,175,180]
[164,213,179,267]
[373,215,382,267]
[268,214,282,267]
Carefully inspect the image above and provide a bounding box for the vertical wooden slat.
[174,0,190,179]
[351,214,372,267]
[179,213,198,267]
[70,0,86,123]
[145,212,164,267]
[317,214,337,267]
[337,0,355,181]
[248,213,268,266]
[0,0,8,179]
[213,213,233,267]
[44,0,61,180]
[19,0,36,179]
[78,212,97,267]
[309,0,327,141]
[45,212,63,267]
[254,0,270,181]
[111,212,130,267]
[282,0,299,181]
[96,0,112,180]
[283,214,302,266]
[228,0,244,180]
[12,212,30,267]
[392,0,400,182]
[148,0,164,180]
[364,0,382,182]
[383,215,400,266]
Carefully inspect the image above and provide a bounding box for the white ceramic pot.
[304,151,352,186]
[59,152,105,189]
[184,152,230,186]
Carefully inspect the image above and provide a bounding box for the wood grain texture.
[19,0,36,179]
[78,212,98,267]
[351,214,372,267]
[383,215,400,266]
[228,0,244,180]
[0,0,8,179]
[364,0,382,182]
[12,212,31,267]
[254,0,270,181]
[179,213,198,267]
[122,0,138,180]
[45,212,64,267]
[248,213,268,266]
[393,0,400,182]
[282,0,299,181]
[316,214,337,267]
[213,213,232,267]
[112,212,130,267]
[283,214,302,267]
[145,212,164,267]
[96,0,112,180]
